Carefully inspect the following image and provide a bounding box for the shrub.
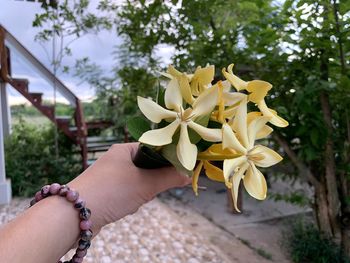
[286,220,350,263]
[4,119,82,197]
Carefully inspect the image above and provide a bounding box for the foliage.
[4,119,82,197]
[286,221,350,263]
[11,102,74,118]
[33,0,350,252]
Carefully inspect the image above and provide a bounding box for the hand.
[69,143,191,234]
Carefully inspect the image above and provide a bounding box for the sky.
[0,0,174,105]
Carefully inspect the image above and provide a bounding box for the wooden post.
[0,81,11,205]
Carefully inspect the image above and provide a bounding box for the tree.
[34,0,350,255]
[101,0,350,255]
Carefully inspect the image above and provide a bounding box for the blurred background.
[0,0,349,262]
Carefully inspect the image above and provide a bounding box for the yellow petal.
[222,64,247,91]
[222,123,247,154]
[230,162,249,212]
[192,161,203,196]
[223,156,247,184]
[232,98,250,148]
[167,65,182,77]
[188,121,222,142]
[137,96,177,123]
[243,164,267,200]
[247,116,270,149]
[256,125,273,140]
[179,74,195,105]
[247,112,263,123]
[191,65,214,96]
[158,71,173,79]
[222,80,231,92]
[249,145,283,167]
[247,112,273,140]
[203,161,225,182]
[192,85,218,118]
[222,92,246,107]
[139,119,180,146]
[164,78,182,111]
[206,143,234,155]
[246,80,272,103]
[257,100,289,127]
[177,123,198,170]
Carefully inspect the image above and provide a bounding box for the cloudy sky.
[0,0,174,105]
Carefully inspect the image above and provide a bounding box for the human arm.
[0,143,191,263]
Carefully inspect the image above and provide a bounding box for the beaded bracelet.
[29,183,93,263]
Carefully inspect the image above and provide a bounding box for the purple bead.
[35,191,43,202]
[80,220,92,230]
[66,189,79,202]
[49,183,61,195]
[76,248,88,257]
[79,208,91,220]
[74,198,85,209]
[72,255,83,263]
[58,185,70,197]
[41,185,50,197]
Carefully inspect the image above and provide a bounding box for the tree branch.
[272,132,320,188]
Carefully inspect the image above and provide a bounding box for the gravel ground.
[0,198,229,263]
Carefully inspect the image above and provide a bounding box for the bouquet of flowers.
[127,63,288,212]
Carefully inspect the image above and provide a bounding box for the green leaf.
[162,144,193,177]
[126,116,151,140]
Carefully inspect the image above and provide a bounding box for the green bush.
[4,120,82,197]
[286,221,350,263]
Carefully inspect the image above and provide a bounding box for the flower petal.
[223,92,246,106]
[192,161,203,196]
[249,145,283,167]
[139,119,180,146]
[167,65,182,77]
[137,96,177,123]
[165,78,182,111]
[223,155,247,184]
[243,164,267,200]
[230,162,249,212]
[246,80,272,103]
[257,100,289,127]
[256,125,273,140]
[177,123,198,170]
[190,65,214,96]
[232,98,250,148]
[222,64,247,91]
[247,116,270,149]
[222,123,247,154]
[203,161,225,183]
[192,85,219,117]
[247,112,273,140]
[179,74,195,104]
[188,121,222,142]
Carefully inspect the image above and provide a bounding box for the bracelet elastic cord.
[30,183,92,263]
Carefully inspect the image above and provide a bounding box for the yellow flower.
[137,85,222,171]
[221,98,283,211]
[222,64,289,127]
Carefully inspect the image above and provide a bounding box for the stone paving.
[0,198,229,263]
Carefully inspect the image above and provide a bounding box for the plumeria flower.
[190,65,215,96]
[137,85,222,171]
[222,98,283,211]
[222,64,289,127]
